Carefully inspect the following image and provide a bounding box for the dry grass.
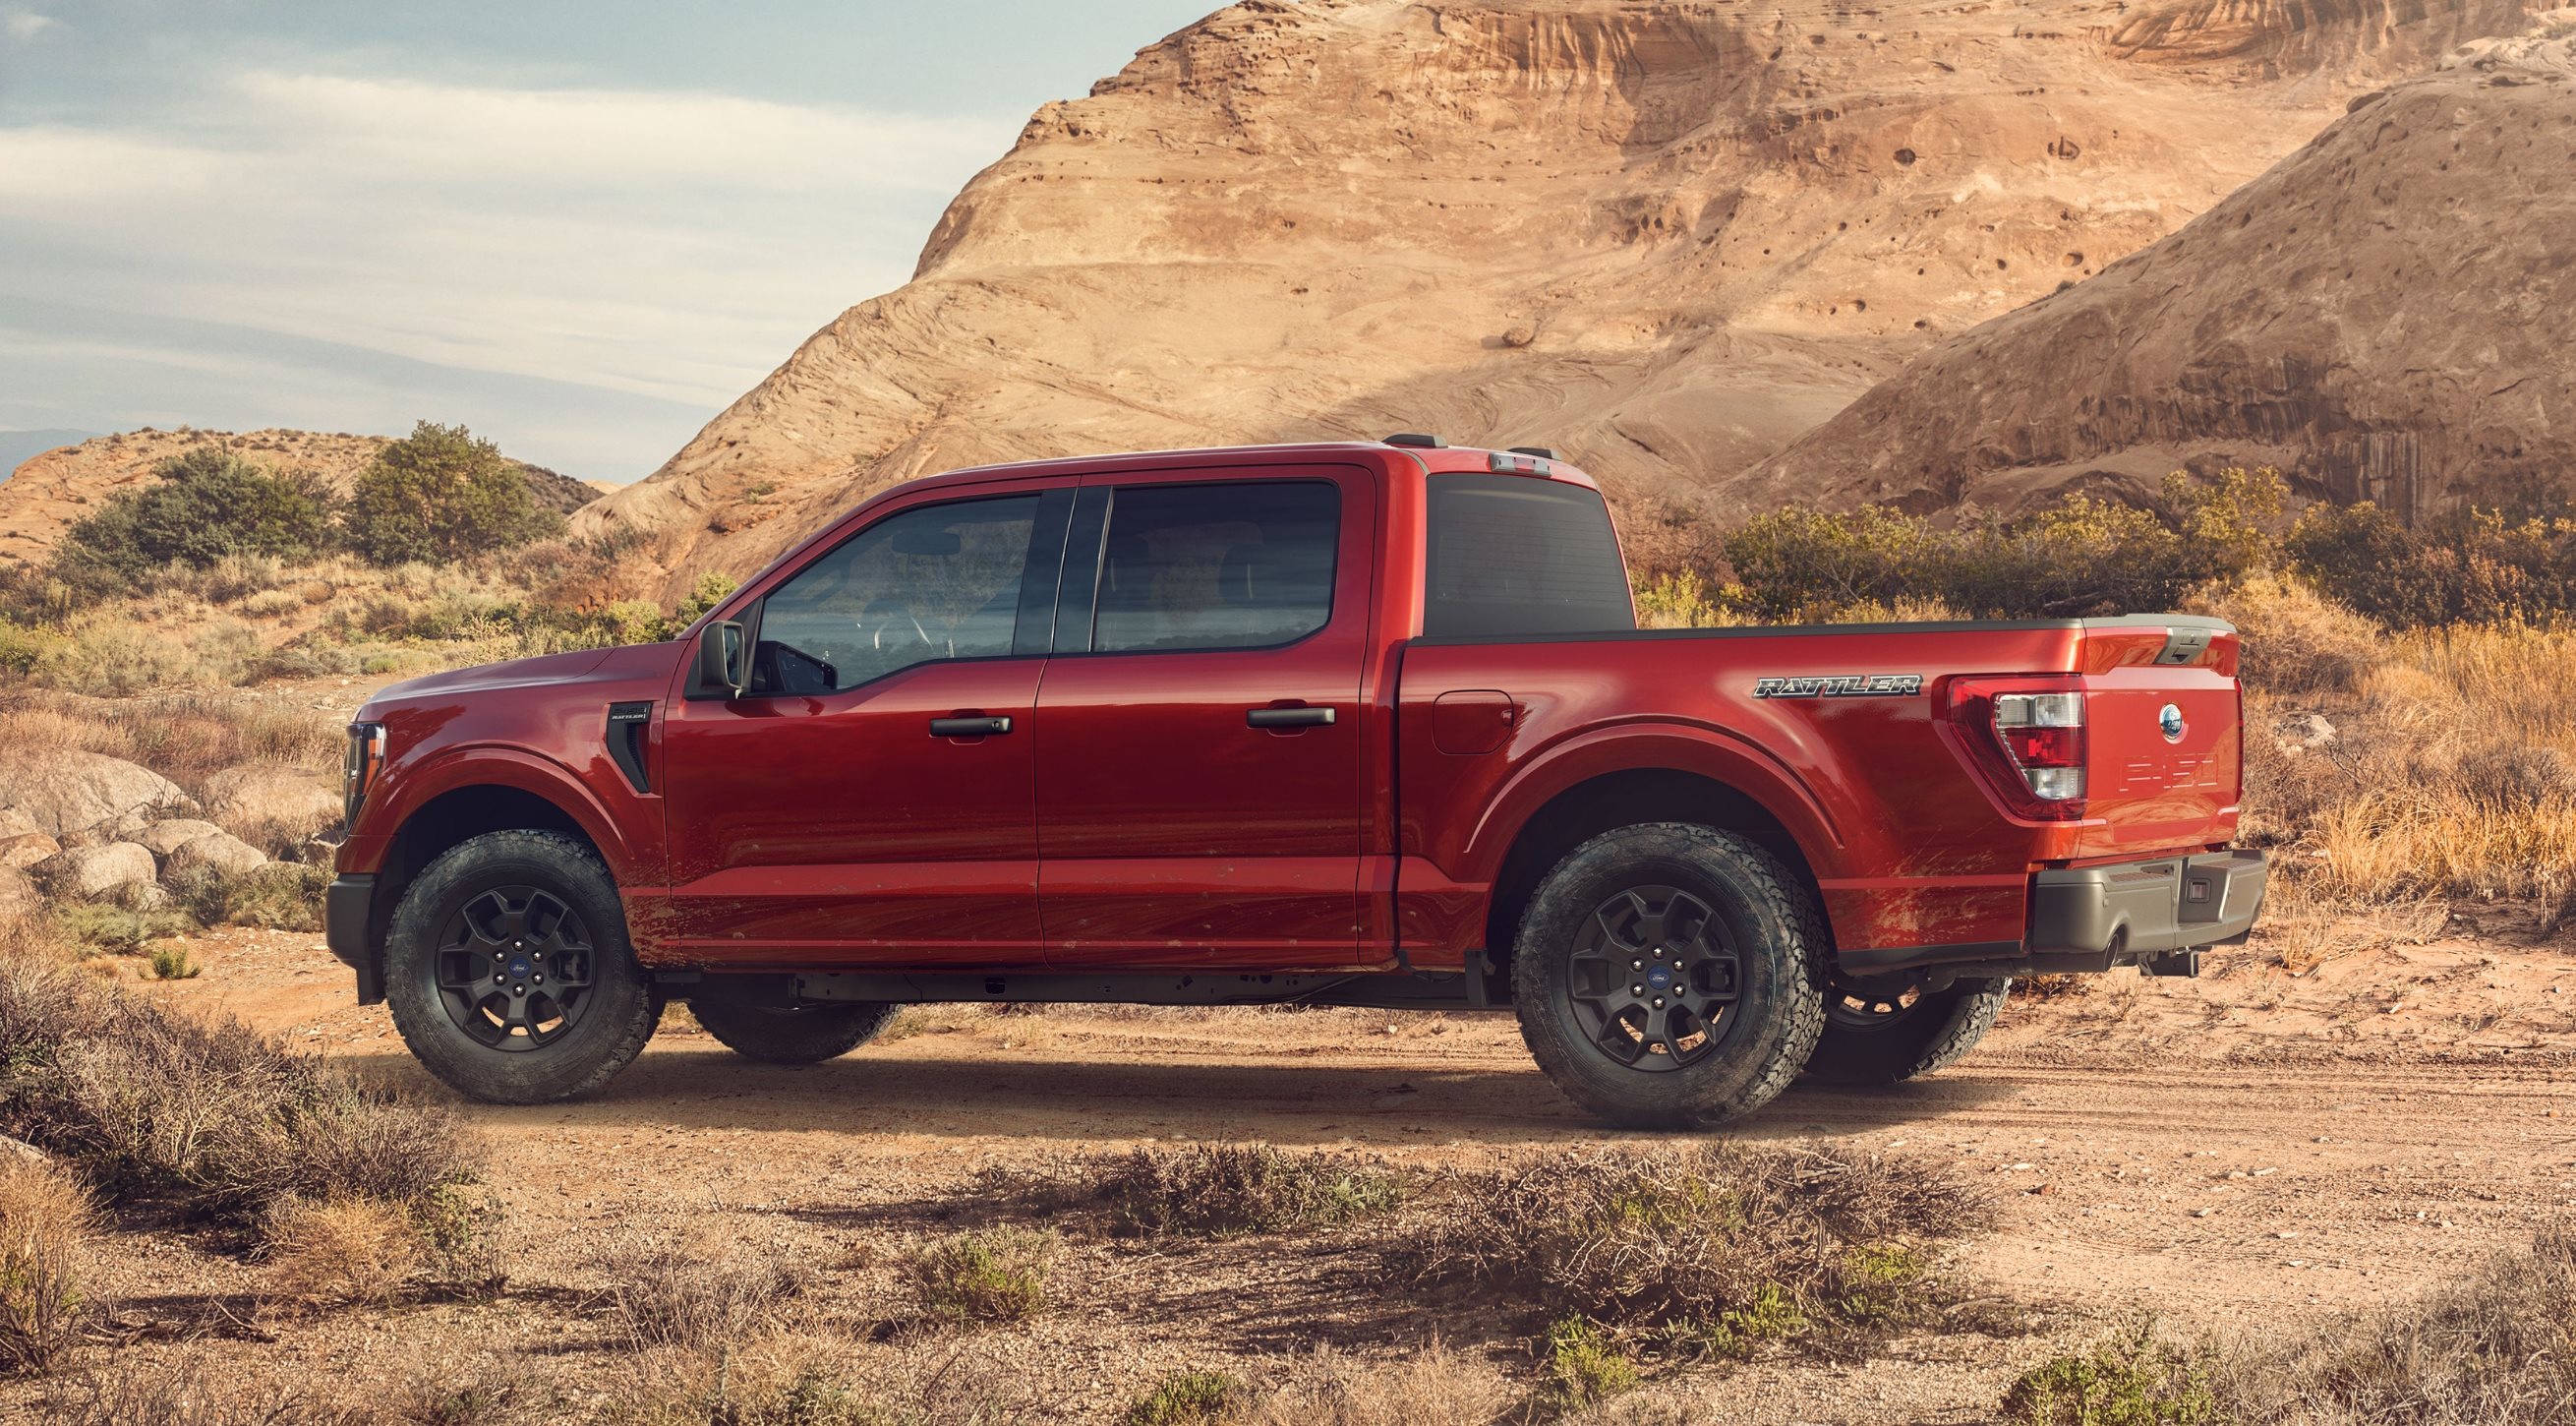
[1246,1343,1517,1426]
[989,1144,1408,1239]
[38,1347,357,1425]
[609,1233,808,1352]
[0,686,341,798]
[261,1194,426,1308]
[1384,1145,1987,1351]
[0,1151,96,1376]
[906,1225,1056,1326]
[0,931,479,1221]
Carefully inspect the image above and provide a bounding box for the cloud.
[2,11,55,45]
[0,63,1020,471]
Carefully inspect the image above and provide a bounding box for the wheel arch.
[366,781,615,974]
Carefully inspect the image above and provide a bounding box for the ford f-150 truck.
[326,438,2266,1127]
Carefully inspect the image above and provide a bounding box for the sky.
[0,1,1224,480]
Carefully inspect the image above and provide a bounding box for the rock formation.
[576,0,2547,593]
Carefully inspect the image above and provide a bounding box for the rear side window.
[1423,475,1634,637]
[1087,481,1339,653]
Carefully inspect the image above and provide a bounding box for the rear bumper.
[324,873,384,1005]
[1839,849,2268,980]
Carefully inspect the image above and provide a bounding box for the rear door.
[1033,464,1377,971]
[660,480,1072,966]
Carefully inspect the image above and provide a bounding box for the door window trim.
[1048,477,1344,660]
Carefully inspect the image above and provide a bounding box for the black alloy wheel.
[1563,885,1744,1071]
[433,885,598,1051]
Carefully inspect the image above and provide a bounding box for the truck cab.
[328,440,2264,1126]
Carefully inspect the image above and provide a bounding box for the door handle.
[1247,705,1336,730]
[929,716,1013,738]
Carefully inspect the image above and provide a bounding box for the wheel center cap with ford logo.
[1646,965,1675,990]
[508,955,532,979]
[2158,703,2187,743]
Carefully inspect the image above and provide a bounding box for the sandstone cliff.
[1738,18,2576,520]
[581,0,2544,593]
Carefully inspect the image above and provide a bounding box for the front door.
[1033,465,1376,971]
[661,482,1069,967]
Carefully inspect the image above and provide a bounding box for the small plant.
[1034,1144,1408,1239]
[261,1194,423,1307]
[1541,1318,1639,1411]
[2002,1316,2224,1425]
[1128,1369,1247,1426]
[907,1225,1055,1325]
[0,1153,96,1374]
[147,943,201,980]
[169,862,330,932]
[52,902,196,958]
[609,1234,806,1350]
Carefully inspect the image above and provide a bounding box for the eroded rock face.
[0,751,196,840]
[1738,22,2576,518]
[572,0,2547,594]
[29,842,162,905]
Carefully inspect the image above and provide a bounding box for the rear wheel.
[1802,975,2009,1084]
[691,1001,901,1064]
[384,830,657,1104]
[1512,823,1826,1130]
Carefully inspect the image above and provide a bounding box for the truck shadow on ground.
[343,1045,2025,1146]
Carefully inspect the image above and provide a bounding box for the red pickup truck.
[326,439,2264,1127]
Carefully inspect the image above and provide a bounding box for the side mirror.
[696,620,747,698]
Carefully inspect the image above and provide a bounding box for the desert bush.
[907,1225,1055,1326]
[261,1194,425,1307]
[170,862,329,931]
[2192,574,2379,697]
[53,902,195,958]
[610,1234,807,1351]
[0,950,477,1220]
[2288,501,2576,627]
[0,1151,96,1375]
[41,1348,348,1425]
[1247,1343,1516,1426]
[345,422,563,566]
[1005,1144,1406,1240]
[2002,1316,2223,1425]
[1383,1146,1985,1350]
[147,944,202,980]
[54,448,337,593]
[1128,1370,1249,1426]
[1542,1318,1640,1411]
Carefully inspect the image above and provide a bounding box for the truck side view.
[326,439,2266,1127]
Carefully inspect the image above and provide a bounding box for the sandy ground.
[19,911,2566,1424]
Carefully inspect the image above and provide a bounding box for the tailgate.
[2074,619,2243,856]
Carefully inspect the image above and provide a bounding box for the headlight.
[343,722,385,825]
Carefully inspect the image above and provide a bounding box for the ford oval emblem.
[2158,703,2187,743]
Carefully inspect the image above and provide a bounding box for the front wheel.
[691,1000,901,1064]
[1512,823,1827,1130]
[383,830,658,1104]
[1801,976,2009,1085]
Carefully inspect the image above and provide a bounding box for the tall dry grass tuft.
[261,1194,426,1308]
[608,1233,808,1352]
[0,1149,96,1376]
[1248,1344,1517,1426]
[986,1144,1408,1240]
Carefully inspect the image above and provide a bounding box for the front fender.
[345,743,644,886]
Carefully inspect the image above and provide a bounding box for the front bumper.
[1839,849,2268,980]
[324,873,384,1004]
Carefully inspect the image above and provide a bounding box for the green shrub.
[170,862,329,932]
[2002,1316,2225,1426]
[345,422,563,566]
[906,1225,1054,1325]
[1542,1318,1640,1410]
[147,944,202,980]
[673,569,739,627]
[1126,1370,1246,1426]
[54,448,337,591]
[2286,501,2576,627]
[53,902,196,958]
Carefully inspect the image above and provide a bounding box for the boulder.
[0,808,58,871]
[163,830,269,880]
[0,750,196,839]
[202,766,341,846]
[0,865,39,921]
[137,818,229,859]
[30,842,164,905]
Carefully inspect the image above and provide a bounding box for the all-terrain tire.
[1802,978,2010,1085]
[384,830,658,1104]
[690,1001,902,1065]
[1512,822,1828,1130]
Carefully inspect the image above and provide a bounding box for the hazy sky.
[0,1,1223,479]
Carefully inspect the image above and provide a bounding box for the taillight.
[344,722,385,825]
[1944,678,2088,822]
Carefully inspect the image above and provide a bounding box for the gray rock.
[163,830,269,880]
[0,865,39,921]
[0,750,196,839]
[31,842,165,905]
[138,818,229,858]
[203,766,341,844]
[0,808,57,871]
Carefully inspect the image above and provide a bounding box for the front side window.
[750,495,1038,694]
[1423,474,1634,638]
[1087,481,1339,653]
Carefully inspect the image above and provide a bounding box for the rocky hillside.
[1737,18,2576,520]
[578,0,2546,593]
[0,428,600,569]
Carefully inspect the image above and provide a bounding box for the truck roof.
[911,440,1602,493]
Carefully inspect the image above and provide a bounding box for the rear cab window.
[1073,480,1340,653]
[1423,474,1634,638]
